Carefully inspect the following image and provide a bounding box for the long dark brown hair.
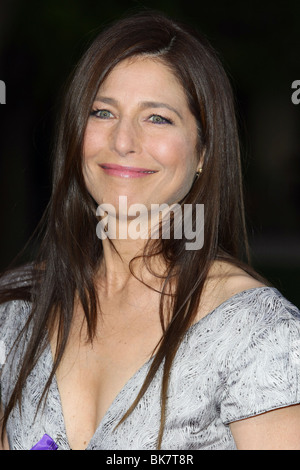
[0,11,264,448]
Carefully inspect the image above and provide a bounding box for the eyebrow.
[94,96,183,120]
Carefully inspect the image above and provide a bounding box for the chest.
[5,308,232,450]
[52,298,164,449]
[54,324,226,449]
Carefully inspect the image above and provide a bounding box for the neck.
[95,205,174,293]
[97,233,165,296]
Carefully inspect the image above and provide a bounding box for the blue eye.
[90,109,113,119]
[149,114,173,124]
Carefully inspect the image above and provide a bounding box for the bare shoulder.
[209,260,266,297]
[196,260,267,321]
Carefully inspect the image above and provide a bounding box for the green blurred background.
[0,0,299,306]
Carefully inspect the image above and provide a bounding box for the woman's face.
[83,56,200,213]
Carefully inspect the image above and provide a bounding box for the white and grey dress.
[1,287,300,450]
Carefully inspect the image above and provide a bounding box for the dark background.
[0,0,299,306]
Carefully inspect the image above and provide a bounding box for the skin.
[1,57,300,450]
[230,404,300,450]
[83,55,202,277]
[83,56,201,210]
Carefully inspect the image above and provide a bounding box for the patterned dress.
[1,287,300,450]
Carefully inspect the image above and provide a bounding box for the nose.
[111,117,141,157]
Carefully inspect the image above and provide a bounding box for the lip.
[99,163,158,178]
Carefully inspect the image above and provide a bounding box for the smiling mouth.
[99,164,158,178]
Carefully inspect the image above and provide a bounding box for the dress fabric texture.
[1,286,300,450]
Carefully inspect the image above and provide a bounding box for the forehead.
[98,56,188,104]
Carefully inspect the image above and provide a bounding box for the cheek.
[148,135,197,174]
[82,129,100,188]
[148,135,181,162]
[82,130,93,164]
[82,124,104,163]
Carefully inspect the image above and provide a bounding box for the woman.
[1,11,300,450]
